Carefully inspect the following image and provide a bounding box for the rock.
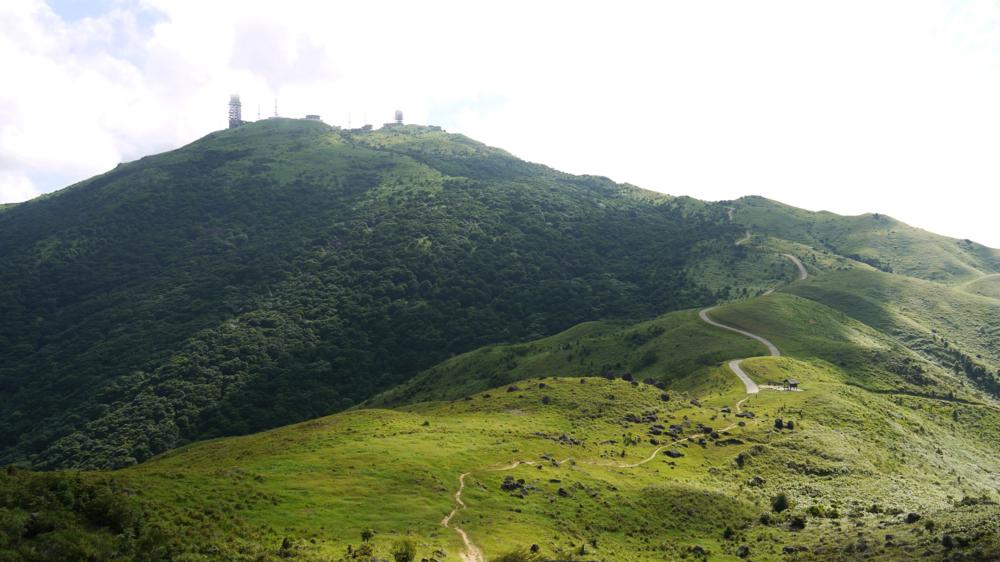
[660,393,670,401]
[785,420,795,430]
[735,411,754,419]
[774,418,784,429]
[906,512,921,524]
[541,395,551,405]
[663,449,684,458]
[691,545,706,556]
[557,487,570,497]
[747,475,766,487]
[530,544,540,553]
[500,476,527,492]
[738,421,746,427]
[506,385,520,392]
[690,398,701,406]
[621,373,634,382]
[720,406,731,413]
[538,382,547,389]
[643,378,658,386]
[649,438,659,445]
[737,545,750,558]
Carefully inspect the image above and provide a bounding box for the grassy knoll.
[367,309,766,407]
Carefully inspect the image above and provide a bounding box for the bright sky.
[2,0,998,247]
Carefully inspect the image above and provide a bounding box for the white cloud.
[1,0,998,247]
[0,171,41,203]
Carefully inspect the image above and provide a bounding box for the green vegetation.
[961,273,1000,300]
[732,196,999,283]
[368,308,764,407]
[3,117,1000,560]
[0,120,751,470]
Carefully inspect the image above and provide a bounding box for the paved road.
[446,251,806,560]
[782,253,808,280]
[699,307,780,358]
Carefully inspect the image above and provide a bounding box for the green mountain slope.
[0,120,756,470]
[961,273,1000,300]
[2,117,999,560]
[6,293,1000,560]
[732,196,1000,283]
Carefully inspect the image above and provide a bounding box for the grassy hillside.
[0,120,754,470]
[2,117,996,482]
[732,196,1000,283]
[4,220,1000,560]
[961,273,1000,300]
[780,269,1000,397]
[369,309,766,407]
[6,366,999,560]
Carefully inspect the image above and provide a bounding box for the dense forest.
[0,119,747,470]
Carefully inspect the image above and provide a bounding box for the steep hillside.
[0,120,754,470]
[731,196,1000,283]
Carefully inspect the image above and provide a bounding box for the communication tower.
[228,95,242,129]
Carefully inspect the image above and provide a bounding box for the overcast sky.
[2,0,998,247]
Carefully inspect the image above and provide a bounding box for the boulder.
[663,449,684,458]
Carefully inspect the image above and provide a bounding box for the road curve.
[782,253,808,280]
[726,359,760,394]
[699,308,780,358]
[445,253,805,559]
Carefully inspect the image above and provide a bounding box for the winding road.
[442,251,809,561]
[698,252,808,393]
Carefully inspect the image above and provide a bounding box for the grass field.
[5,287,991,561]
[65,362,999,561]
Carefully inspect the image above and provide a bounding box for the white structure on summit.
[228,95,243,129]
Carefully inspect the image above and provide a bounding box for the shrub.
[391,539,417,562]
[771,493,790,513]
